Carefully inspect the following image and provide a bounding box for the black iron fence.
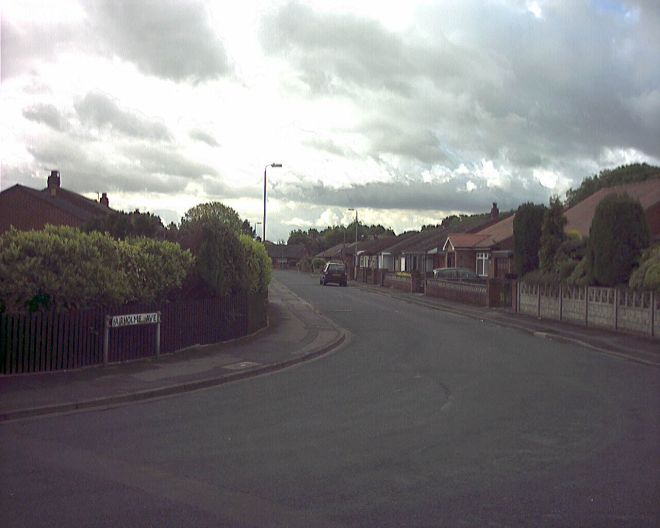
[0,292,267,375]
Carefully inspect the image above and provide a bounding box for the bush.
[629,245,660,291]
[119,238,194,303]
[194,223,245,296]
[0,226,192,313]
[513,202,546,275]
[588,193,650,286]
[312,257,326,272]
[539,197,566,272]
[240,235,272,293]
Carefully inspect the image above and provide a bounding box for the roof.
[443,233,490,251]
[356,236,398,255]
[266,243,308,259]
[564,179,660,237]
[315,242,356,259]
[374,231,422,255]
[0,184,113,225]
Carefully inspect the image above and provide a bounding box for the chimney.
[100,192,109,207]
[490,202,499,219]
[47,170,61,196]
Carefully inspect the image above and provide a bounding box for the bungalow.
[266,243,308,269]
[443,214,516,278]
[0,170,114,234]
[443,178,660,278]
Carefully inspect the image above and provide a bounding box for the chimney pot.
[100,192,109,207]
[47,170,61,196]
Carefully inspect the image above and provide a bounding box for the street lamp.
[348,208,358,279]
[263,163,282,243]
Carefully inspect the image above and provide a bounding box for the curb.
[0,330,347,423]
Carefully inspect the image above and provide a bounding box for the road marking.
[224,361,261,370]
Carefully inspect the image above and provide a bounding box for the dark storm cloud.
[263,1,660,178]
[86,0,230,82]
[74,92,172,141]
[22,104,68,132]
[190,129,219,146]
[270,176,548,214]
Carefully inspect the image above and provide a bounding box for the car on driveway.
[432,267,481,281]
[320,261,347,286]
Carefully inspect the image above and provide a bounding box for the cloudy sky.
[2,0,659,241]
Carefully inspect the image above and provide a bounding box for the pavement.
[0,279,347,422]
[350,278,660,367]
[1,274,657,423]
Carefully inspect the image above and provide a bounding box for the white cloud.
[2,0,659,243]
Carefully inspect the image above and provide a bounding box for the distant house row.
[312,179,660,279]
[3,171,659,280]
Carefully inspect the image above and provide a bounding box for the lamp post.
[263,163,282,243]
[348,208,358,279]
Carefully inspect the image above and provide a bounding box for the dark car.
[320,261,347,286]
[432,267,481,281]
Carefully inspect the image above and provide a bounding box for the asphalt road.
[1,270,658,527]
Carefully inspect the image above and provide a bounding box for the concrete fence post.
[614,288,619,331]
[585,286,589,328]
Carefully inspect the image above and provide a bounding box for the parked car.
[320,261,347,286]
[432,267,481,281]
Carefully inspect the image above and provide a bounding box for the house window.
[476,252,489,277]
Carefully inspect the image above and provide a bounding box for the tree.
[241,219,256,238]
[539,196,567,272]
[513,202,546,275]
[588,193,650,286]
[565,163,659,208]
[82,209,165,239]
[179,202,242,235]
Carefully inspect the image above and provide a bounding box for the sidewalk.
[0,280,346,422]
[350,279,660,367]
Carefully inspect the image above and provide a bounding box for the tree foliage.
[287,223,395,255]
[565,163,659,208]
[82,209,166,239]
[588,193,650,286]
[240,235,272,293]
[0,226,193,313]
[179,202,242,235]
[513,202,546,275]
[539,196,567,272]
[178,202,264,297]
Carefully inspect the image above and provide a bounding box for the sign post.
[103,311,161,365]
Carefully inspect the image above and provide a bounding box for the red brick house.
[0,170,114,234]
[443,213,516,278]
[443,178,660,278]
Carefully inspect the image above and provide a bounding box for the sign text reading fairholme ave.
[110,312,160,328]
